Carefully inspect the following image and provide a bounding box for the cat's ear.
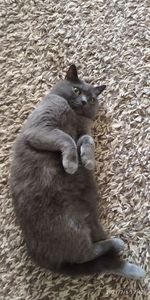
[65,64,78,82]
[94,85,106,96]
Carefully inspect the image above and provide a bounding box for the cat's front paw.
[81,151,95,170]
[62,152,78,174]
[80,144,95,170]
[78,135,95,170]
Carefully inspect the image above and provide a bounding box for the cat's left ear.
[94,85,106,96]
[65,64,78,82]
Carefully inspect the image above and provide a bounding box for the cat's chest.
[60,110,78,140]
[60,111,89,141]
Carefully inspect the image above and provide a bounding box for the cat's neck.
[76,115,92,136]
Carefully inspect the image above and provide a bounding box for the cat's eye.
[91,98,95,103]
[72,87,81,96]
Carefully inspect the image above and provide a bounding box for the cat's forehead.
[74,80,93,92]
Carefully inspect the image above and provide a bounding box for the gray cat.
[10,65,145,279]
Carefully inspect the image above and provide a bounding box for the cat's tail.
[60,250,145,279]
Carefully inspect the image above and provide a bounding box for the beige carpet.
[0,0,150,299]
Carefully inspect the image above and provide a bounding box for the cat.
[10,64,145,279]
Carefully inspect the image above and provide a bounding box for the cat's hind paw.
[116,262,146,279]
[111,238,125,252]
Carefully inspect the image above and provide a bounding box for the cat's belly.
[11,147,97,221]
[13,157,93,197]
[41,154,95,198]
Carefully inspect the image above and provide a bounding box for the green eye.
[91,97,95,103]
[72,87,81,96]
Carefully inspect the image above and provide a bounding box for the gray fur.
[10,65,145,279]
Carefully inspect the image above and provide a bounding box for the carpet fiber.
[0,0,149,299]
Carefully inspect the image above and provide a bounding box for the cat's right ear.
[65,65,78,82]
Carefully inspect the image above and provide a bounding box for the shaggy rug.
[0,0,149,299]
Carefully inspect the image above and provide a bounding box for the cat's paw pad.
[120,262,146,279]
[63,156,78,174]
[111,238,125,252]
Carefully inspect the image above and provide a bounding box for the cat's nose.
[82,99,87,105]
[81,96,87,105]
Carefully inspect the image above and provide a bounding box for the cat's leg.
[76,238,125,264]
[60,218,145,279]
[90,220,108,242]
[67,220,124,264]
[76,238,145,279]
[75,233,145,279]
[93,238,125,257]
[23,128,78,174]
[77,135,95,170]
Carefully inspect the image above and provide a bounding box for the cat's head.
[52,64,106,119]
